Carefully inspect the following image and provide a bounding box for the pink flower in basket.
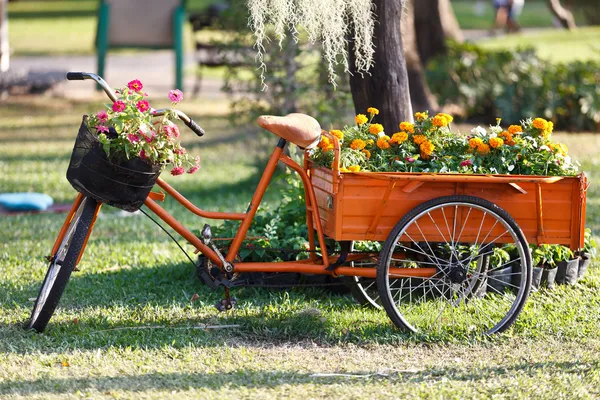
[128,79,143,92]
[96,110,108,122]
[164,124,180,140]
[187,165,200,174]
[112,101,126,113]
[127,133,141,144]
[169,89,183,104]
[136,100,150,113]
[96,125,109,133]
[171,167,185,176]
[460,159,473,167]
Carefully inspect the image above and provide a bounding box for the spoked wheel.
[26,197,98,332]
[346,241,382,309]
[377,195,532,337]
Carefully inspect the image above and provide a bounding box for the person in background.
[492,0,523,34]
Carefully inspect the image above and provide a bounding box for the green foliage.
[427,42,600,131]
[530,244,574,268]
[583,228,598,258]
[212,172,310,262]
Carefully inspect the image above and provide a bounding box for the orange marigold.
[367,107,379,115]
[532,117,548,131]
[415,111,428,121]
[440,113,454,123]
[377,135,391,150]
[348,165,361,172]
[489,137,504,149]
[390,131,408,144]
[413,134,427,145]
[508,125,523,135]
[432,115,449,127]
[362,149,371,159]
[330,129,344,141]
[399,122,415,134]
[369,123,384,135]
[355,114,368,125]
[469,137,483,149]
[350,139,366,150]
[420,140,435,156]
[476,143,490,155]
[318,137,333,151]
[339,167,349,172]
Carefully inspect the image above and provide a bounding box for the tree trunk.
[439,0,463,42]
[547,0,577,29]
[349,0,413,129]
[413,0,462,66]
[0,0,8,72]
[403,0,439,113]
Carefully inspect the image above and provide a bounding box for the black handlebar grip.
[185,118,205,137]
[66,72,85,81]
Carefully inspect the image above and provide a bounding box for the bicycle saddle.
[257,113,322,149]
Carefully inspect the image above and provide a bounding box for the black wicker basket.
[66,117,161,212]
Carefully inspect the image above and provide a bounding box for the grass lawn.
[1,97,600,398]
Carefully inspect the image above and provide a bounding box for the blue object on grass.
[0,193,54,211]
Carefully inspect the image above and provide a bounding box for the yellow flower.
[420,140,435,156]
[369,123,384,135]
[399,122,415,133]
[441,113,454,123]
[508,125,522,135]
[318,137,333,151]
[432,115,449,127]
[377,135,391,150]
[469,137,483,149]
[500,131,515,146]
[532,117,549,131]
[355,114,368,125]
[543,121,554,137]
[339,167,349,172]
[415,111,428,121]
[362,149,371,159]
[367,107,379,115]
[330,129,344,141]
[413,134,427,145]
[348,165,361,172]
[476,143,490,155]
[350,139,366,150]
[489,137,504,149]
[390,131,408,144]
[558,143,568,155]
[366,139,374,145]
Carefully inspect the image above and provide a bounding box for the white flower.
[508,165,515,172]
[539,145,551,152]
[471,126,487,136]
[377,131,386,138]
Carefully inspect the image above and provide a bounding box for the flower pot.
[542,267,558,289]
[578,252,591,280]
[555,259,579,286]
[487,265,513,295]
[531,266,544,290]
[66,117,161,212]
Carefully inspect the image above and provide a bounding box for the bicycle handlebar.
[66,72,205,137]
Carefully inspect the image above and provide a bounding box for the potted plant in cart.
[577,228,597,280]
[67,80,199,212]
[553,245,578,286]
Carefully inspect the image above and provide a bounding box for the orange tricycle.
[26,72,588,337]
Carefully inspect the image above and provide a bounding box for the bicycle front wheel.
[26,197,98,332]
[377,195,532,337]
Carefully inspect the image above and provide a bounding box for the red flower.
[187,165,200,174]
[128,79,143,92]
[170,167,185,176]
[164,124,180,139]
[136,100,150,113]
[460,159,473,167]
[127,134,141,143]
[112,101,126,113]
[139,149,147,159]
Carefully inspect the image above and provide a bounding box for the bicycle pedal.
[214,297,237,312]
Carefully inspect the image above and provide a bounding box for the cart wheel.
[345,241,383,309]
[377,195,532,336]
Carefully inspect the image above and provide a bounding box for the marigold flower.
[355,114,368,125]
[367,107,379,115]
[366,139,374,145]
[508,125,523,135]
[415,111,428,121]
[543,121,554,137]
[318,137,333,151]
[476,143,490,155]
[469,137,483,149]
[339,167,349,172]
[390,131,408,144]
[362,149,371,159]
[112,100,126,113]
[420,140,435,156]
[168,89,183,104]
[96,125,109,133]
[432,115,449,127]
[369,123,384,135]
[330,129,344,141]
[441,113,454,123]
[399,122,415,133]
[350,139,366,150]
[128,79,143,92]
[532,117,548,131]
[136,100,150,113]
[489,137,504,149]
[171,166,185,176]
[348,165,361,172]
[558,143,568,155]
[413,134,427,145]
[377,135,391,150]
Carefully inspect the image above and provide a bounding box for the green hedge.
[426,42,600,132]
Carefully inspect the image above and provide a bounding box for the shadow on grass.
[2,360,598,396]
